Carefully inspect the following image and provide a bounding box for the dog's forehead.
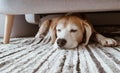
[56,23,64,29]
[56,23,78,29]
[67,23,78,29]
[56,16,84,30]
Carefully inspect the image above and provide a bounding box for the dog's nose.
[57,39,67,47]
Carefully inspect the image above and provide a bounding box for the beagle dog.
[35,14,117,49]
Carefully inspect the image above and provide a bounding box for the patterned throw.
[0,37,120,73]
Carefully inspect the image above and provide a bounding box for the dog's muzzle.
[57,39,67,47]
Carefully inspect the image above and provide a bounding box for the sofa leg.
[3,15,14,44]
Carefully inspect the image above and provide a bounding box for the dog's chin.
[63,43,78,49]
[53,42,78,49]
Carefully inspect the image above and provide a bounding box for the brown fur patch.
[56,15,85,31]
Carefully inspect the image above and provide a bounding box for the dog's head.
[50,15,92,49]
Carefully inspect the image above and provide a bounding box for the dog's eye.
[70,29,77,32]
[57,29,61,32]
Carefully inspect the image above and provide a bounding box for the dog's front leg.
[35,20,50,38]
[95,33,117,46]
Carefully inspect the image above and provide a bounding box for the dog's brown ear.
[83,21,92,45]
[49,18,59,44]
[50,24,56,44]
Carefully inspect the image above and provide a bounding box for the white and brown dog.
[35,14,117,49]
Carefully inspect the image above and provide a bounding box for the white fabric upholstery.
[0,0,120,14]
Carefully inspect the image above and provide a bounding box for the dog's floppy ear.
[50,24,56,44]
[49,18,59,44]
[82,21,92,45]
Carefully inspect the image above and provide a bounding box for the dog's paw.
[100,38,117,47]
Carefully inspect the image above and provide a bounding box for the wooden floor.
[0,37,120,73]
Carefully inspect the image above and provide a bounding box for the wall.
[86,12,120,25]
[0,15,38,37]
[0,14,5,37]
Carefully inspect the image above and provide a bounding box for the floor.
[0,37,120,73]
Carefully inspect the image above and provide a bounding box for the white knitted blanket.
[0,37,120,73]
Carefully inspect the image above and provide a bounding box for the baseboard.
[0,34,3,38]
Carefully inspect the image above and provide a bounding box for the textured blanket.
[0,37,120,73]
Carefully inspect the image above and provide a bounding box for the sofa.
[0,0,120,43]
